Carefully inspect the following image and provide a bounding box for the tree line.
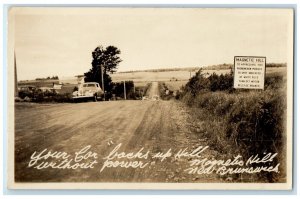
[35,76,59,80]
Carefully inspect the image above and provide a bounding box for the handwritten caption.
[28,143,280,176]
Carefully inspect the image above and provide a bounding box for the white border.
[1,0,299,198]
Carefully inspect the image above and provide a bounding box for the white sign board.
[234,56,266,89]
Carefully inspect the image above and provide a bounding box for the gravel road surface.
[14,82,219,182]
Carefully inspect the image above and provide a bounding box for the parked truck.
[72,82,104,102]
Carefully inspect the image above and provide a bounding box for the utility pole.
[123,81,127,100]
[101,65,105,100]
[14,51,18,97]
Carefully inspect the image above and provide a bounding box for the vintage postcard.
[7,7,294,190]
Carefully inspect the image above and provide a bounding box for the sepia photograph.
[7,7,294,190]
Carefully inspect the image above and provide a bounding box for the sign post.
[233,56,266,90]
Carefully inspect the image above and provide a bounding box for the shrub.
[184,69,210,96]
[158,82,174,100]
[183,69,234,96]
[32,92,73,103]
[265,75,285,90]
[207,72,233,91]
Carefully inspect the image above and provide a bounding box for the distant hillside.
[266,63,287,68]
[202,64,233,70]
[118,63,286,74]
[203,63,286,70]
[119,67,200,74]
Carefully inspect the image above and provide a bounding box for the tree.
[184,69,210,96]
[84,45,122,96]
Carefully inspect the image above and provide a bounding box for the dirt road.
[15,82,220,182]
[145,81,160,99]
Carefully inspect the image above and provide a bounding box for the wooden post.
[123,81,127,100]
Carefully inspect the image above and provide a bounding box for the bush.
[208,73,233,91]
[184,69,210,96]
[183,69,234,96]
[265,75,285,90]
[158,82,174,100]
[18,91,35,99]
[32,92,73,103]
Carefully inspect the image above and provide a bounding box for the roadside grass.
[180,68,287,183]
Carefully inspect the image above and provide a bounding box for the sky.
[11,8,293,80]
